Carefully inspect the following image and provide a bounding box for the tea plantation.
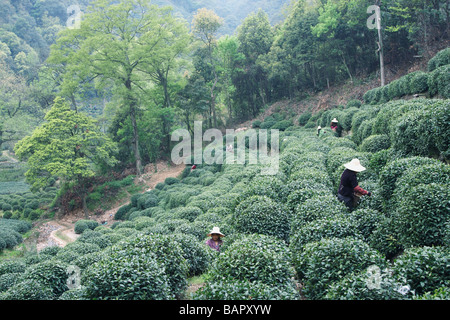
[0,64,449,300]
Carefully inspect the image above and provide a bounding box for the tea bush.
[110,233,189,298]
[193,279,300,300]
[290,214,361,255]
[391,108,439,157]
[233,195,290,242]
[74,219,99,234]
[0,228,22,251]
[235,175,287,203]
[350,208,384,241]
[291,195,346,229]
[295,237,387,299]
[203,234,296,294]
[378,156,439,201]
[171,206,203,222]
[1,279,54,300]
[82,248,171,300]
[427,47,450,72]
[114,203,131,220]
[76,229,112,249]
[0,260,26,276]
[414,287,450,300]
[286,188,325,213]
[409,71,429,94]
[391,163,450,205]
[0,272,21,292]
[340,107,360,131]
[393,183,449,247]
[325,267,409,300]
[359,135,391,153]
[428,65,450,98]
[173,233,211,276]
[21,260,69,297]
[392,246,450,296]
[367,217,404,260]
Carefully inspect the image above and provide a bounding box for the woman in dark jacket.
[338,159,371,210]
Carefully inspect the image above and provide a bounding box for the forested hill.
[153,0,290,35]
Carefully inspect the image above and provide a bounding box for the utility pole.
[367,2,386,86]
[377,1,386,87]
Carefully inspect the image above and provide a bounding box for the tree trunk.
[125,79,142,176]
[130,106,142,176]
[82,192,89,219]
[210,77,218,128]
[340,53,354,84]
[376,0,386,87]
[71,93,78,113]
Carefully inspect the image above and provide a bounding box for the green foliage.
[252,120,262,128]
[350,208,383,242]
[291,195,346,229]
[110,233,189,298]
[173,233,211,276]
[172,206,203,222]
[392,163,450,203]
[295,237,387,300]
[0,218,31,251]
[414,287,450,300]
[14,97,118,192]
[409,71,429,94]
[82,247,171,300]
[367,217,404,260]
[195,234,298,300]
[392,246,450,296]
[0,272,21,293]
[428,65,450,98]
[298,111,312,126]
[346,100,362,109]
[0,260,26,276]
[393,183,449,247]
[271,119,293,131]
[359,134,391,153]
[290,214,361,255]
[193,278,300,300]
[1,279,54,300]
[22,260,69,297]
[428,48,450,72]
[74,219,100,234]
[164,177,180,185]
[233,195,290,242]
[114,203,132,220]
[378,156,440,201]
[325,267,409,300]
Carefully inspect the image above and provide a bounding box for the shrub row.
[363,49,450,104]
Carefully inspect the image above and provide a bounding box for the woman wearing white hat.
[330,118,338,131]
[337,159,371,210]
[205,226,225,251]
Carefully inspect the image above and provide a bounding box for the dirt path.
[35,161,186,251]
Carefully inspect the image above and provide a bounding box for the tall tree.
[14,97,118,218]
[216,35,244,123]
[48,0,189,175]
[236,9,274,117]
[191,8,223,128]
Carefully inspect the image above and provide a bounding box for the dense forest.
[1,0,448,169]
[0,0,449,304]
